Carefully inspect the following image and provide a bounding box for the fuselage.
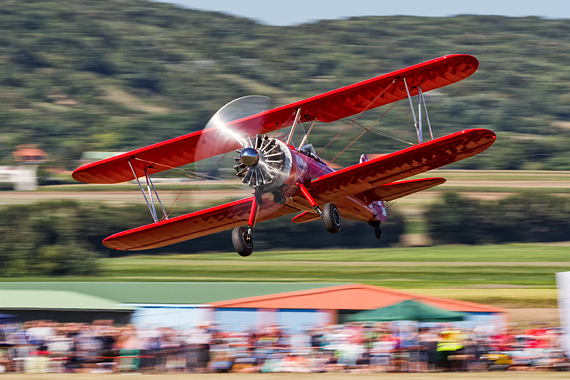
[279,144,377,223]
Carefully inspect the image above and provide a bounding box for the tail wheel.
[374,227,382,240]
[232,226,253,257]
[322,203,341,234]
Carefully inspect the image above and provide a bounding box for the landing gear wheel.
[368,221,381,228]
[232,226,253,257]
[322,203,341,234]
[374,227,382,240]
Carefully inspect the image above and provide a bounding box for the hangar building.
[0,283,504,331]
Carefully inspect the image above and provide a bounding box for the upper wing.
[307,128,495,204]
[102,196,300,251]
[73,54,478,184]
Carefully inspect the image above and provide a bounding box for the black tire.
[368,220,381,228]
[374,227,382,240]
[232,226,253,257]
[322,203,341,234]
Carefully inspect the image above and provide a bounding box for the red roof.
[209,284,504,314]
[13,144,48,163]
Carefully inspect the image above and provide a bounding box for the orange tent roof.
[210,284,504,314]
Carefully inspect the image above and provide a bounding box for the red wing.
[73,54,478,184]
[72,127,241,184]
[103,197,300,251]
[362,177,446,202]
[308,128,495,204]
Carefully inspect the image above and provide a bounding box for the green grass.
[116,243,570,262]
[96,243,570,289]
[103,261,560,289]
[3,244,568,307]
[97,244,569,306]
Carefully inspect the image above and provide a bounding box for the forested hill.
[1,0,570,170]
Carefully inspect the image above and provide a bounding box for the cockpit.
[298,143,326,165]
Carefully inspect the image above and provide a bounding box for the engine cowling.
[234,135,292,193]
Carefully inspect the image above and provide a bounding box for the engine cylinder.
[234,135,292,193]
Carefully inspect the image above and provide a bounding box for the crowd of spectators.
[1,319,569,373]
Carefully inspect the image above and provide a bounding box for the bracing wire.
[133,154,250,218]
[133,157,249,189]
[130,80,417,218]
[328,101,408,165]
[316,80,400,157]
[165,153,230,217]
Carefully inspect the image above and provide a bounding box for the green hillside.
[1,0,570,170]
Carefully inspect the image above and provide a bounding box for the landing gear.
[297,182,342,234]
[369,221,382,239]
[374,227,382,240]
[272,190,286,205]
[322,203,341,234]
[232,226,253,257]
[233,197,259,257]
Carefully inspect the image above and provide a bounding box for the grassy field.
[96,245,563,307]
[0,243,556,308]
[0,243,564,308]
[112,243,570,262]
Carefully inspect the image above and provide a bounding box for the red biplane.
[72,54,495,256]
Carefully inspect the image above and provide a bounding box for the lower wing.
[103,197,299,251]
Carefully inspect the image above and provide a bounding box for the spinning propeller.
[197,96,304,256]
[198,96,292,204]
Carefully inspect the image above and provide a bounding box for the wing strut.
[128,160,169,223]
[297,119,317,152]
[286,108,302,146]
[418,86,434,140]
[403,77,422,144]
[403,78,434,144]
